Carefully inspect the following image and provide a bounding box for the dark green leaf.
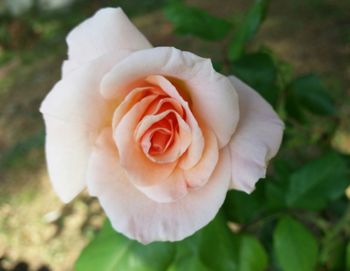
[76,214,269,271]
[197,214,239,270]
[347,242,350,271]
[274,216,318,271]
[198,216,268,271]
[75,220,176,271]
[345,242,350,271]
[285,89,305,122]
[164,2,231,41]
[237,235,268,271]
[286,152,350,210]
[231,52,279,106]
[264,160,293,211]
[166,235,211,271]
[320,238,347,271]
[265,180,288,211]
[228,0,269,60]
[286,74,336,118]
[224,182,266,224]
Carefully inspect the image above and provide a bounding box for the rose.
[40,7,284,244]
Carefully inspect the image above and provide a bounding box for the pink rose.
[40,8,284,243]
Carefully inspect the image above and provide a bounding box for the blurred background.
[0,0,349,270]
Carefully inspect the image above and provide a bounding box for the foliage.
[164,1,232,41]
[273,216,318,271]
[228,0,270,61]
[76,215,268,271]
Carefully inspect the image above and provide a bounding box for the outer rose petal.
[87,128,231,244]
[65,8,151,69]
[40,52,129,202]
[40,51,130,127]
[101,47,239,147]
[43,116,98,203]
[228,76,284,193]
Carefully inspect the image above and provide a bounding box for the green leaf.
[347,242,350,271]
[75,221,176,271]
[76,214,269,271]
[286,152,350,210]
[237,235,268,271]
[320,238,347,271]
[265,180,288,211]
[274,216,318,271]
[196,214,239,270]
[265,160,293,211]
[224,182,266,224]
[228,0,269,60]
[231,52,279,106]
[286,74,336,119]
[198,217,269,271]
[164,2,232,41]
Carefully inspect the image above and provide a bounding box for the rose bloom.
[40,8,284,244]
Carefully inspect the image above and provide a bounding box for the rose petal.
[228,76,284,193]
[184,128,219,189]
[62,59,80,76]
[87,128,231,243]
[43,116,98,202]
[101,47,239,147]
[112,86,164,128]
[41,51,129,128]
[136,168,188,203]
[136,110,192,164]
[66,8,151,68]
[40,52,129,202]
[114,96,178,187]
[145,75,204,169]
[145,97,184,118]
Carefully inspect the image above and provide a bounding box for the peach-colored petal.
[145,75,204,169]
[145,97,184,118]
[114,96,177,187]
[101,47,239,147]
[184,128,219,189]
[135,110,192,164]
[40,51,129,128]
[136,168,188,203]
[112,86,164,129]
[66,8,151,67]
[228,76,284,193]
[141,126,173,155]
[40,52,129,202]
[86,128,231,244]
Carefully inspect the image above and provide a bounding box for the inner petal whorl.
[136,107,190,164]
[127,79,191,164]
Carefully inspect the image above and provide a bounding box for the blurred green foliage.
[164,1,232,40]
[76,215,268,271]
[228,0,269,61]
